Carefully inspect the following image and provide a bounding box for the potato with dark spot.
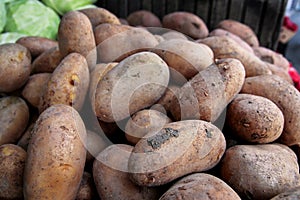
[159,173,241,200]
[128,120,226,186]
[225,94,284,143]
[76,172,99,200]
[0,43,31,93]
[39,53,89,113]
[0,96,29,145]
[0,144,26,200]
[127,10,162,27]
[24,104,87,199]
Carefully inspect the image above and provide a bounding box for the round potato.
[0,96,29,145]
[127,10,162,27]
[0,43,31,93]
[0,144,26,200]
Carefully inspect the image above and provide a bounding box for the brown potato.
[0,144,26,200]
[0,43,31,93]
[22,73,51,108]
[16,36,58,58]
[58,10,96,70]
[0,96,29,145]
[225,94,284,143]
[266,63,293,84]
[270,186,300,200]
[159,173,241,200]
[39,53,89,113]
[24,104,87,199]
[128,120,226,186]
[93,144,162,200]
[220,144,300,199]
[162,11,208,39]
[170,58,245,122]
[75,172,99,200]
[241,75,300,146]
[127,10,162,27]
[17,121,34,151]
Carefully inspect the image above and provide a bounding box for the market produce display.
[1,2,300,199]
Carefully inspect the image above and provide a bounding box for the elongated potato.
[217,19,259,47]
[159,173,241,200]
[225,94,284,143]
[93,144,162,200]
[220,144,300,199]
[128,120,226,186]
[94,52,169,122]
[127,10,162,27]
[24,105,87,200]
[39,53,89,113]
[199,36,271,77]
[241,75,300,146]
[170,58,245,122]
[58,11,96,70]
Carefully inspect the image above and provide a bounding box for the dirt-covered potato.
[0,43,31,93]
[94,52,169,122]
[0,96,29,145]
[22,73,51,108]
[16,36,58,58]
[241,75,300,146]
[125,109,172,145]
[170,58,245,122]
[162,11,208,39]
[24,104,87,199]
[159,173,241,200]
[220,144,300,199]
[93,144,162,200]
[128,120,226,186]
[58,10,96,70]
[151,39,214,81]
[0,144,26,200]
[225,94,284,143]
[76,172,98,200]
[127,10,162,27]
[39,53,89,113]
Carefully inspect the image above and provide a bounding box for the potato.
[199,36,272,77]
[161,31,188,41]
[39,53,89,113]
[225,94,284,143]
[127,10,162,27]
[17,122,34,151]
[22,73,51,108]
[76,172,98,200]
[94,52,169,122]
[96,27,159,63]
[0,144,26,200]
[162,11,208,39]
[79,7,121,28]
[151,39,214,81]
[93,144,162,200]
[32,46,63,73]
[241,75,300,146]
[220,144,300,199]
[24,104,87,199]
[216,19,259,47]
[170,58,245,122]
[58,11,96,70]
[125,109,172,145]
[266,63,293,84]
[0,96,29,145]
[0,43,31,93]
[270,186,300,200]
[16,36,58,58]
[159,173,241,200]
[128,120,226,186]
[85,130,109,163]
[154,34,165,43]
[119,18,129,25]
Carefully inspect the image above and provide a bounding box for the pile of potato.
[1,7,300,200]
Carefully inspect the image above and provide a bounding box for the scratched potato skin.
[128,120,226,187]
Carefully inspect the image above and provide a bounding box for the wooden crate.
[96,0,288,50]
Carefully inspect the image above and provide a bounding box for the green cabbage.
[5,0,60,39]
[42,0,97,15]
[0,2,6,33]
[0,32,27,45]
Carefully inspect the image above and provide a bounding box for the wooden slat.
[152,0,166,19]
[165,0,179,14]
[243,0,266,35]
[183,0,196,13]
[128,0,141,14]
[210,0,229,29]
[228,0,245,21]
[118,0,128,18]
[105,0,119,16]
[142,0,152,11]
[195,0,211,26]
[272,0,288,50]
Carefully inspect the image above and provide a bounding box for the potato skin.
[127,10,162,27]
[270,186,300,200]
[241,75,300,146]
[0,144,26,200]
[24,104,87,200]
[128,120,226,186]
[0,96,29,145]
[266,63,293,84]
[225,94,284,143]
[220,144,300,200]
[161,31,188,41]
[75,172,98,200]
[159,173,241,200]
[0,43,31,93]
